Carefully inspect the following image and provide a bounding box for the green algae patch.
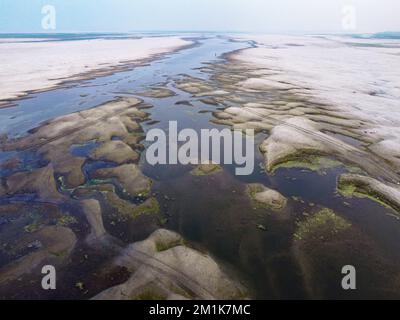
[155,239,184,252]
[135,184,152,198]
[57,214,78,227]
[132,289,167,300]
[337,174,400,213]
[246,183,287,211]
[294,208,351,242]
[131,198,160,219]
[270,154,342,174]
[247,184,264,200]
[75,282,85,291]
[103,191,138,217]
[337,181,357,198]
[191,163,222,176]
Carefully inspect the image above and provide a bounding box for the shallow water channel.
[1,35,400,299]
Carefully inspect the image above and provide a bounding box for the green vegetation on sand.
[294,208,351,242]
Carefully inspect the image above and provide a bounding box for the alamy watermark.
[145,121,255,176]
[41,265,56,290]
[341,265,356,290]
[40,263,357,292]
[41,5,56,30]
[342,4,357,31]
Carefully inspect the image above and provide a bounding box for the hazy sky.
[1,0,399,33]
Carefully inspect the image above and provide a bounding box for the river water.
[1,35,400,299]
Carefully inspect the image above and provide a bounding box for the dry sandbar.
[0,36,192,104]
